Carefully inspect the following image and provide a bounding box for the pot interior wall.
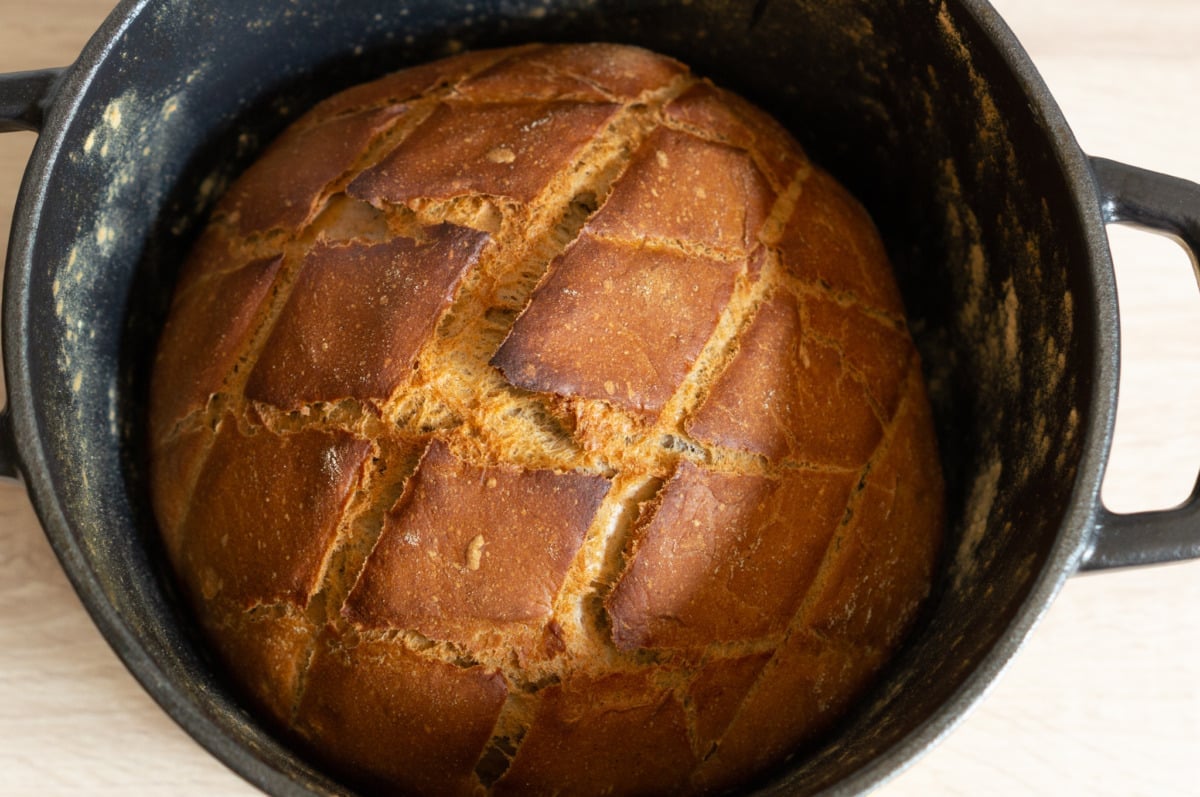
[17,0,1095,792]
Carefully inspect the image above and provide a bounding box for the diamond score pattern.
[153,43,937,796]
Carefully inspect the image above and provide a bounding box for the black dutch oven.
[2,0,1198,794]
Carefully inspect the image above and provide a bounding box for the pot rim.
[1,0,1121,794]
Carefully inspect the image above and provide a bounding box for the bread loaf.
[149,43,943,796]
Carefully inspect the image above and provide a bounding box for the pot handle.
[1,67,64,480]
[0,68,61,133]
[1081,156,1200,571]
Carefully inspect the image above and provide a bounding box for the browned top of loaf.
[149,42,942,797]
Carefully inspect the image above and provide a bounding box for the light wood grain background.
[1,1,1197,794]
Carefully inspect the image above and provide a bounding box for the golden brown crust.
[245,225,489,410]
[585,127,774,254]
[151,425,213,568]
[343,439,610,645]
[222,107,406,235]
[778,167,906,316]
[458,43,688,103]
[686,652,774,757]
[690,632,887,793]
[663,82,806,193]
[178,416,371,607]
[685,290,911,467]
[294,631,509,797]
[606,460,857,650]
[199,601,318,730]
[801,370,944,650]
[149,42,943,797]
[348,100,621,205]
[492,671,697,797]
[492,233,742,418]
[150,252,282,442]
[306,48,516,122]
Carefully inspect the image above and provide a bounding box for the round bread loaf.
[149,43,943,796]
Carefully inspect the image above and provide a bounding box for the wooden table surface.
[1,1,1197,794]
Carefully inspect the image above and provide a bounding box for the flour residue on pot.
[939,157,1022,393]
[935,3,1005,163]
[953,455,1002,587]
[1002,278,1019,367]
[54,79,190,453]
[58,91,140,347]
[1057,407,1081,472]
[82,96,126,157]
[104,97,123,130]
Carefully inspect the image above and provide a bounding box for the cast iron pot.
[2,0,1198,794]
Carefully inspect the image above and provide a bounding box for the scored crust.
[149,42,943,797]
[491,232,744,418]
[343,439,610,648]
[605,460,858,650]
[245,225,489,409]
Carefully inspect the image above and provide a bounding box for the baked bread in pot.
[149,43,943,796]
